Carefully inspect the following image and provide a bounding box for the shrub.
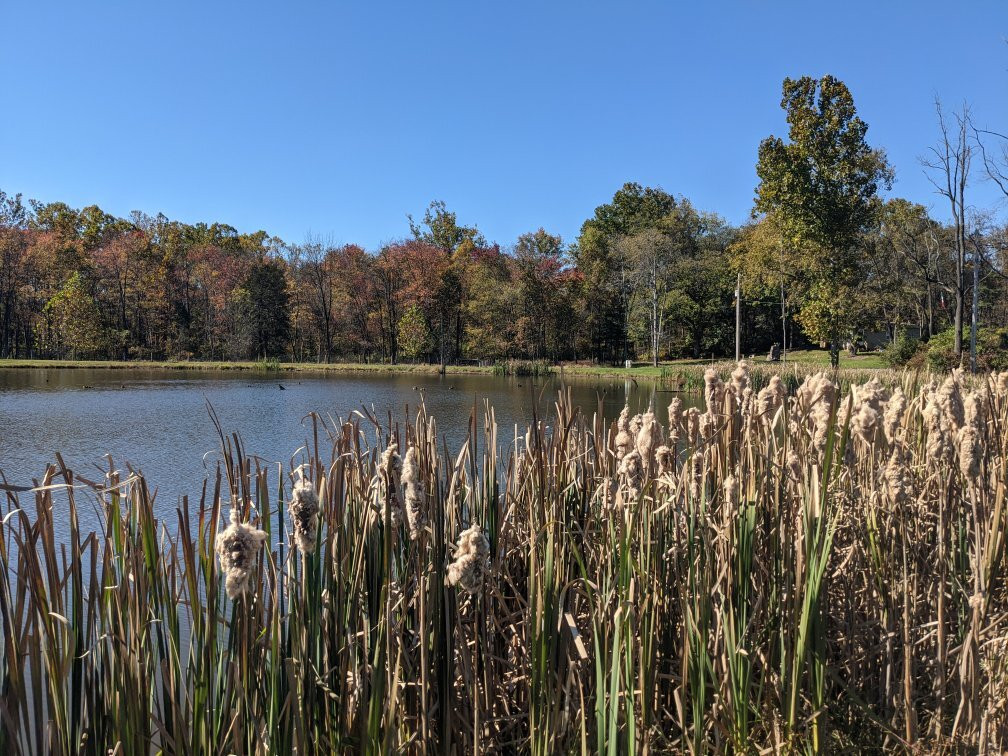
[881,330,921,367]
[927,326,1008,372]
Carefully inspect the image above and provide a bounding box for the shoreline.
[0,352,889,376]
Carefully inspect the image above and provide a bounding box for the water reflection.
[0,367,700,531]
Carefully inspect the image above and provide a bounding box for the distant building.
[862,325,922,351]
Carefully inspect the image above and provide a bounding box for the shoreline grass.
[0,348,887,377]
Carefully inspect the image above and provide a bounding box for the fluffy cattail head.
[215,509,268,599]
[959,425,981,482]
[936,372,965,432]
[667,398,683,435]
[402,445,426,541]
[655,445,674,477]
[635,409,663,463]
[755,375,786,420]
[378,439,403,527]
[730,361,749,399]
[996,371,1008,398]
[618,449,644,503]
[289,480,320,553]
[844,378,889,445]
[614,405,633,461]
[446,524,491,593]
[723,473,737,510]
[884,449,912,504]
[685,407,701,446]
[704,368,725,416]
[883,388,907,445]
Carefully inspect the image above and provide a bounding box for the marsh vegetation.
[2,363,1008,752]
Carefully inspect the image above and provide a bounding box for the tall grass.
[2,366,1008,752]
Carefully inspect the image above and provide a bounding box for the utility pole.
[735,271,741,362]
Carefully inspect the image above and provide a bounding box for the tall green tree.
[755,75,893,366]
[575,183,680,363]
[239,258,290,358]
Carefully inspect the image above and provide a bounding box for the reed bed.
[2,365,1008,753]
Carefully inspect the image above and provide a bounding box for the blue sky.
[1,1,1006,249]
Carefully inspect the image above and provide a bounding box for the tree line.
[1,75,1006,367]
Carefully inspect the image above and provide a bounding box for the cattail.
[685,407,701,446]
[958,425,980,482]
[730,361,749,400]
[996,371,1008,398]
[667,398,683,437]
[883,388,906,445]
[964,389,986,429]
[845,378,889,444]
[402,445,425,541]
[288,479,320,553]
[446,524,491,593]
[723,473,737,510]
[884,449,912,504]
[379,439,403,527]
[739,386,754,425]
[615,405,633,461]
[755,375,786,420]
[786,450,802,484]
[699,411,716,444]
[618,449,643,502]
[936,371,965,431]
[689,451,703,501]
[958,390,984,483]
[635,409,663,463]
[655,445,674,477]
[629,412,643,438]
[215,508,268,599]
[704,367,725,416]
[923,393,952,466]
[794,372,837,453]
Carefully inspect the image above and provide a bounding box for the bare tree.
[921,99,971,359]
[616,229,676,367]
[974,125,1008,200]
[299,234,336,362]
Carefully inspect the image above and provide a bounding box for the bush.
[926,326,1008,372]
[881,330,921,367]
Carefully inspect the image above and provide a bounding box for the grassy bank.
[0,348,886,377]
[2,365,1007,752]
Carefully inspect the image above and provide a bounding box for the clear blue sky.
[2,1,1006,249]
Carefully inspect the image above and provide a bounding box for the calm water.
[0,368,689,531]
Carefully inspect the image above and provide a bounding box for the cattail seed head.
[635,410,663,463]
[402,445,425,541]
[379,440,403,527]
[614,405,633,461]
[446,524,491,593]
[936,372,965,432]
[215,508,268,599]
[667,398,683,435]
[618,449,643,502]
[884,449,912,504]
[756,375,786,420]
[289,480,320,553]
[730,361,750,403]
[883,388,906,445]
[685,407,701,446]
[655,445,674,477]
[704,368,725,416]
[958,424,981,482]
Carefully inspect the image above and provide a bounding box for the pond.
[0,368,698,528]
